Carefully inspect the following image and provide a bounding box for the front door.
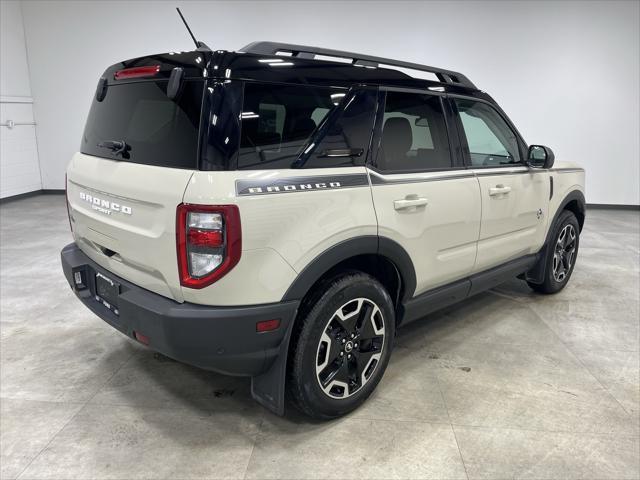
[451,97,549,273]
[368,89,481,297]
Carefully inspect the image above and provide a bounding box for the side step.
[401,254,538,325]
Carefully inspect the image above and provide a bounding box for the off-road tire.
[528,210,580,294]
[288,272,395,419]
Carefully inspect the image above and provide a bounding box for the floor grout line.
[434,367,470,480]
[13,405,80,480]
[0,397,87,406]
[531,307,638,420]
[241,416,264,480]
[448,422,640,439]
[13,349,137,480]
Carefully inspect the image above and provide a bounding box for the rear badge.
[79,192,132,215]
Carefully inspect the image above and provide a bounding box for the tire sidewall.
[545,211,580,290]
[296,275,395,418]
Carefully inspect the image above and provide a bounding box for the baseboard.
[0,189,64,204]
[587,203,640,211]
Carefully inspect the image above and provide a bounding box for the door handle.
[489,185,512,196]
[394,195,428,211]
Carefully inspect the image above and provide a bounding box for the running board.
[401,254,538,325]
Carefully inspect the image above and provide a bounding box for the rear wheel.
[528,210,580,294]
[288,273,395,419]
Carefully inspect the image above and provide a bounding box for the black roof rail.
[240,41,477,90]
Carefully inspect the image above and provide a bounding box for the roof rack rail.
[240,41,477,90]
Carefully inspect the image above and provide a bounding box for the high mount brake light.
[114,65,160,80]
[176,204,241,289]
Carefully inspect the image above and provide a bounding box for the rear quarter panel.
[182,167,377,306]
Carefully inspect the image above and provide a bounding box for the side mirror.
[527,145,555,169]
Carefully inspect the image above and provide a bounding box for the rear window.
[81,80,205,169]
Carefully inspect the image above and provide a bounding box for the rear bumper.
[60,243,299,377]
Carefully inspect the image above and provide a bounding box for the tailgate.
[67,152,193,302]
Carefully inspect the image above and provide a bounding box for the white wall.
[0,0,41,198]
[19,0,640,205]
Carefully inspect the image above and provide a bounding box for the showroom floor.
[1,194,638,480]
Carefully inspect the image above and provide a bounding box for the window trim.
[448,94,528,170]
[367,87,459,176]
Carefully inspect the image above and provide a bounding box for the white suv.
[61,42,586,419]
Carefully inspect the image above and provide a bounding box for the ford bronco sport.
[61,41,585,419]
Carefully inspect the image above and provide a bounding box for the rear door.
[67,77,206,302]
[450,97,549,273]
[368,89,481,297]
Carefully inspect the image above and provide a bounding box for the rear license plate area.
[95,272,119,315]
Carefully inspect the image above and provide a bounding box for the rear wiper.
[97,140,130,158]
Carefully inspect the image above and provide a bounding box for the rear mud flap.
[250,312,296,416]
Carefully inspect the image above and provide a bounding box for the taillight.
[114,65,160,80]
[176,204,241,289]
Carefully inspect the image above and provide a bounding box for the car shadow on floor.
[97,279,537,432]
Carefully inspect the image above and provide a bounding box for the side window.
[454,99,521,167]
[238,83,346,169]
[302,89,377,169]
[376,91,451,172]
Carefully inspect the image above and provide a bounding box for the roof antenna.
[176,7,210,51]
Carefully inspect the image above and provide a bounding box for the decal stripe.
[235,167,583,194]
[236,174,369,196]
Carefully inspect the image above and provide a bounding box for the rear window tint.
[81,80,204,169]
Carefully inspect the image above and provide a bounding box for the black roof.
[241,42,476,89]
[102,41,479,95]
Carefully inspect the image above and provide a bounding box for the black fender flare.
[251,235,416,416]
[281,235,417,303]
[527,189,586,284]
[549,189,586,236]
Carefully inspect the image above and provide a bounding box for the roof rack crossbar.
[240,41,477,90]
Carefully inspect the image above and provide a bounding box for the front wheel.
[528,210,580,294]
[288,273,395,419]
